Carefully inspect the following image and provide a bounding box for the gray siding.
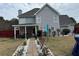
[36,5,60,31]
[19,18,36,24]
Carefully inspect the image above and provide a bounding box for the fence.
[0,30,19,37]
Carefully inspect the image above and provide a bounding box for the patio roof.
[12,23,38,27]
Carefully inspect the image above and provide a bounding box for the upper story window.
[36,17,41,24]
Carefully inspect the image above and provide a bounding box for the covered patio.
[12,24,38,39]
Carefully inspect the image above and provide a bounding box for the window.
[36,17,41,23]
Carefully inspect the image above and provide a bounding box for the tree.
[70,17,76,24]
[10,18,18,25]
[0,16,4,21]
[9,18,19,30]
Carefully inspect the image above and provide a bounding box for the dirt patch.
[0,38,24,56]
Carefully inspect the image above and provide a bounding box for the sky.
[0,3,79,23]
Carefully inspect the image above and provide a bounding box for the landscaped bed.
[46,36,76,56]
[0,38,24,56]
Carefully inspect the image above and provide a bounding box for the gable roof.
[18,4,59,18]
[59,15,76,26]
[34,4,60,15]
[18,8,40,18]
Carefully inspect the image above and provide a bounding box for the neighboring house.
[59,15,76,35]
[12,4,60,39]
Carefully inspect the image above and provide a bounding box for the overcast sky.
[0,3,79,23]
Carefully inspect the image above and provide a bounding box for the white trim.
[25,26,27,40]
[12,24,38,27]
[14,27,16,39]
[35,26,37,35]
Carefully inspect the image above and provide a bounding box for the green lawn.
[46,36,76,56]
[0,38,24,56]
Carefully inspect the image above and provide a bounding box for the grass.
[0,38,24,56]
[46,36,76,56]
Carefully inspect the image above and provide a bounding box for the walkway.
[12,38,53,56]
[27,38,38,56]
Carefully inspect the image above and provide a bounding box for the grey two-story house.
[12,4,60,39]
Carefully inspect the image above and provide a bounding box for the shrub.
[56,29,60,36]
[52,31,56,37]
[62,29,70,35]
[23,41,26,46]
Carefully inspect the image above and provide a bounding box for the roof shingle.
[59,15,76,26]
[18,8,40,18]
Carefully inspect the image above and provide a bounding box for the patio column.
[14,26,16,39]
[35,26,37,36]
[25,26,27,40]
[19,27,20,36]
